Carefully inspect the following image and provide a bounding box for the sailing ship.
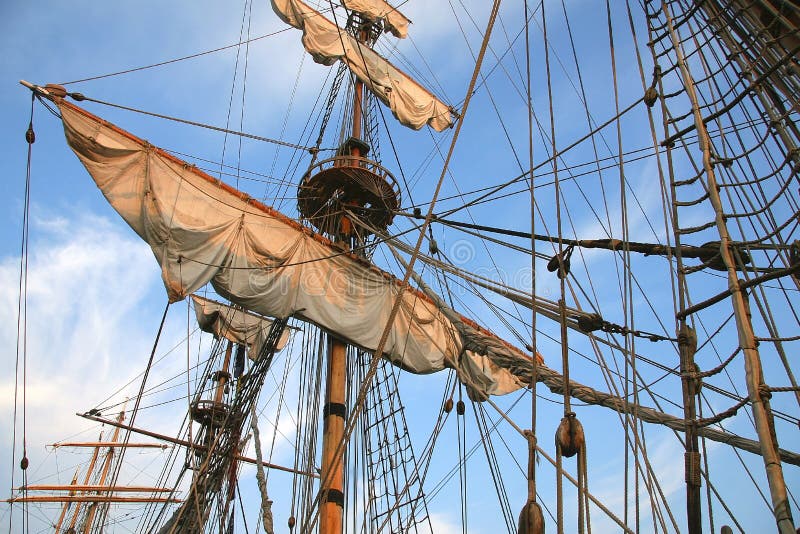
[4,0,799,532]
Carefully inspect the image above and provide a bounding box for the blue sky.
[2,1,798,532]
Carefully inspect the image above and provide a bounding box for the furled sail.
[342,0,410,38]
[57,100,528,399]
[192,295,291,359]
[271,0,454,131]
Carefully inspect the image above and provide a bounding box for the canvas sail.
[271,0,454,131]
[192,295,291,359]
[342,0,410,38]
[57,100,529,399]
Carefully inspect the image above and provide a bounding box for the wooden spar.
[50,442,169,449]
[20,83,538,376]
[20,485,174,493]
[77,412,319,478]
[6,496,182,504]
[655,17,701,530]
[662,3,796,533]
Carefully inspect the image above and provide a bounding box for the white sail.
[271,0,453,131]
[58,101,527,399]
[192,295,291,359]
[342,0,410,39]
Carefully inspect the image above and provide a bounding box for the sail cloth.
[57,101,529,399]
[342,0,410,38]
[192,295,291,359]
[271,0,454,132]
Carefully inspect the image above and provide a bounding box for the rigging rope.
[93,302,171,529]
[58,29,291,85]
[59,91,319,152]
[11,89,36,534]
[523,0,540,517]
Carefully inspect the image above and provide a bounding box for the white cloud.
[428,511,473,534]
[0,210,161,528]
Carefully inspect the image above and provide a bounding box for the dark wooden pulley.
[555,412,585,458]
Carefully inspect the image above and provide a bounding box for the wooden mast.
[663,3,796,532]
[319,335,347,534]
[82,408,126,533]
[318,17,371,534]
[53,469,79,534]
[214,341,234,405]
[9,416,181,531]
[66,432,102,532]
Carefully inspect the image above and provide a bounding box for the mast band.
[323,402,347,419]
[324,488,344,507]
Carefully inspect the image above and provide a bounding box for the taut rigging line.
[399,210,799,273]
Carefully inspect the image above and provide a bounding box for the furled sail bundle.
[57,100,530,399]
[192,295,291,359]
[342,0,410,38]
[271,0,454,131]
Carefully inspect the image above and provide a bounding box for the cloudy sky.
[2,1,797,533]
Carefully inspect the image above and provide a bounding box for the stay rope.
[93,302,171,529]
[58,29,291,86]
[11,89,36,534]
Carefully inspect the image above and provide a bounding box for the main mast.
[298,14,400,534]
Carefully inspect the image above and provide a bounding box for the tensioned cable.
[92,303,171,529]
[11,92,36,534]
[398,116,776,215]
[62,93,319,152]
[58,30,292,85]
[218,0,254,188]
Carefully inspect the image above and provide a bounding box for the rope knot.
[644,86,658,108]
